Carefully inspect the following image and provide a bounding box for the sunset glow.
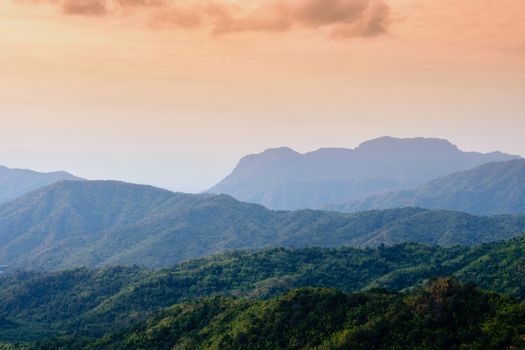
[1,0,524,191]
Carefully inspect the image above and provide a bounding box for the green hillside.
[29,279,525,350]
[1,236,525,343]
[1,180,525,271]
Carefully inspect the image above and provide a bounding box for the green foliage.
[0,344,18,350]
[31,279,525,350]
[0,266,148,334]
[1,237,525,344]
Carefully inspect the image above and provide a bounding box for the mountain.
[32,280,525,350]
[0,165,82,204]
[2,180,525,271]
[1,236,525,344]
[208,137,519,210]
[335,159,525,215]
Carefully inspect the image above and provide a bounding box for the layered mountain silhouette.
[334,159,525,215]
[208,137,519,210]
[1,180,525,271]
[0,165,82,204]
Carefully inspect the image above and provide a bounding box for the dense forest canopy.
[0,236,524,346]
[23,279,525,350]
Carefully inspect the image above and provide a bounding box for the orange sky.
[1,0,524,191]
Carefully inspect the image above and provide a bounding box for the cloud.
[152,4,203,28]
[216,0,391,37]
[116,0,164,7]
[62,0,107,15]
[19,0,391,38]
[328,0,391,38]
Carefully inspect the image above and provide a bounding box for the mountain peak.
[261,147,298,155]
[356,136,458,153]
[0,165,83,204]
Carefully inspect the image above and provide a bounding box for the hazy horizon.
[1,0,524,192]
[0,135,523,193]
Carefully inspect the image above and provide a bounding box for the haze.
[1,0,524,192]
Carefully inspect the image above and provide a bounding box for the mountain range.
[334,159,525,215]
[208,137,519,210]
[1,180,525,271]
[0,165,82,204]
[1,139,525,348]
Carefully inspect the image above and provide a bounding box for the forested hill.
[2,180,525,270]
[335,159,525,215]
[31,279,525,350]
[0,165,82,204]
[0,236,524,343]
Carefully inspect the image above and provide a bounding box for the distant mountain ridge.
[0,165,82,204]
[334,159,525,215]
[208,137,520,210]
[1,180,525,271]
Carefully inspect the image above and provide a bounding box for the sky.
[1,0,524,192]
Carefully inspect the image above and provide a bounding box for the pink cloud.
[63,0,107,15]
[18,0,392,38]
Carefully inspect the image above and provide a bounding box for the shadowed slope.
[336,159,525,215]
